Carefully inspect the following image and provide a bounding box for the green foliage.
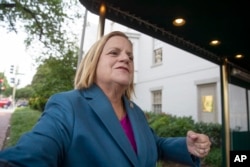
[1,87,13,97]
[202,148,222,167]
[5,107,42,148]
[146,112,222,167]
[147,112,194,137]
[15,85,35,99]
[30,50,77,111]
[29,96,47,111]
[194,122,222,148]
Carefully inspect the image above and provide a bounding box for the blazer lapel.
[82,84,139,166]
[124,97,156,167]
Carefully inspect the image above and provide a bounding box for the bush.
[202,148,222,167]
[147,112,194,137]
[145,112,222,167]
[29,97,48,111]
[194,122,222,148]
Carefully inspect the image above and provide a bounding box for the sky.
[0,29,35,88]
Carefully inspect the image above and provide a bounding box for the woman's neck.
[96,82,127,120]
[111,100,126,120]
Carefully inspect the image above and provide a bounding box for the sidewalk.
[0,108,13,150]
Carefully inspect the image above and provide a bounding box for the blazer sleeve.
[0,93,75,167]
[0,160,17,167]
[155,132,200,167]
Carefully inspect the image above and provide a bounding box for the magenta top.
[120,114,137,153]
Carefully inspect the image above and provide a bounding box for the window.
[152,90,162,113]
[197,83,217,123]
[153,48,162,64]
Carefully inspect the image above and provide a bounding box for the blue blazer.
[0,84,199,167]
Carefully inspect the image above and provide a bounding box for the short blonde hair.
[74,31,134,99]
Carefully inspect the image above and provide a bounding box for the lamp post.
[77,9,88,69]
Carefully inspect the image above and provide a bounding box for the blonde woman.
[0,31,211,167]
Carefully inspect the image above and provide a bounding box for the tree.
[0,0,84,57]
[32,49,77,97]
[15,85,35,99]
[30,49,77,110]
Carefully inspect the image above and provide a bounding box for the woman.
[0,31,211,167]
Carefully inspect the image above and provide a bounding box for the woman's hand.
[186,130,211,158]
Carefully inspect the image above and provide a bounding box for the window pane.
[152,90,162,113]
[229,84,248,131]
[153,48,162,64]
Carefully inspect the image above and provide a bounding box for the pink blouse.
[120,114,137,153]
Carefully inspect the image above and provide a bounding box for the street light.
[10,77,15,84]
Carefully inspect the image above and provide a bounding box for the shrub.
[194,122,222,148]
[145,112,222,167]
[202,148,222,167]
[147,112,194,137]
[29,97,48,111]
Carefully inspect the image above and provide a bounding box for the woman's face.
[96,36,134,89]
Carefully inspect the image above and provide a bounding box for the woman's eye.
[109,51,118,55]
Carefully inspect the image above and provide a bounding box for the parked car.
[0,98,11,108]
[17,101,28,107]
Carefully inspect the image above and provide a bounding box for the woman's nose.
[120,52,130,63]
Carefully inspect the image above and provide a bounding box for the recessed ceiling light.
[173,18,186,26]
[209,40,221,46]
[235,54,244,59]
